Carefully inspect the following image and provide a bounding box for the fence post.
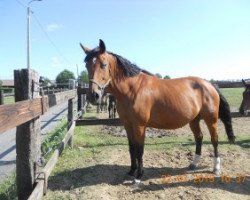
[77,84,83,119]
[14,69,41,200]
[68,98,74,147]
[0,90,4,105]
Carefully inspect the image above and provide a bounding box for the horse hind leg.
[189,117,203,170]
[205,119,221,175]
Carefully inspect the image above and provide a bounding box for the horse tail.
[216,88,235,143]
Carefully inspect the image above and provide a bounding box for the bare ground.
[45,117,250,200]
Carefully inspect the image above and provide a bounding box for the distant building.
[1,80,14,87]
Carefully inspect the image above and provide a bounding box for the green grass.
[220,88,244,111]
[3,96,14,105]
[0,174,17,200]
[41,118,68,162]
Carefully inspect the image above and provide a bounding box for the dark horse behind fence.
[239,79,250,116]
[108,94,117,118]
[80,40,235,183]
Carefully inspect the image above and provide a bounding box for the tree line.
[38,70,171,87]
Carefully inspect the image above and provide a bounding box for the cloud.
[46,23,62,32]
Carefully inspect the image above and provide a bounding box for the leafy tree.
[56,69,75,84]
[163,75,171,79]
[79,70,89,84]
[0,80,2,87]
[155,73,162,79]
[40,76,52,87]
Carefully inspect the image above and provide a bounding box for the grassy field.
[3,96,14,105]
[220,88,244,111]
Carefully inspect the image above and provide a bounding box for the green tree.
[163,75,171,79]
[40,76,51,87]
[155,73,162,79]
[56,69,75,84]
[0,80,2,87]
[79,70,89,84]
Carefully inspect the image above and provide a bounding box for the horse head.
[239,79,250,116]
[80,39,112,105]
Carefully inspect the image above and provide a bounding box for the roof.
[1,80,14,87]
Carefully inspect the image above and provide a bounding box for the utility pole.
[27,0,42,69]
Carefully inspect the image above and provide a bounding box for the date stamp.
[161,173,247,184]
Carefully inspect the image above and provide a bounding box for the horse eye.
[101,63,107,69]
[93,58,97,64]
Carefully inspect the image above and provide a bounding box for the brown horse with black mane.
[80,40,235,183]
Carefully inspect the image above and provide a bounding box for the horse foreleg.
[125,125,137,176]
[128,140,137,176]
[133,126,145,182]
[135,143,144,181]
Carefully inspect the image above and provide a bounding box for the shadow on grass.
[48,164,250,195]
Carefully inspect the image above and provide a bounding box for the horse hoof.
[133,179,141,184]
[213,168,221,176]
[189,164,197,170]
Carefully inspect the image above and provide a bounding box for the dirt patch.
[45,117,250,200]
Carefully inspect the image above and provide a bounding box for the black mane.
[84,49,153,77]
[110,53,152,77]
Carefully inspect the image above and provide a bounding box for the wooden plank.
[77,87,88,95]
[15,69,41,200]
[48,89,76,107]
[68,99,74,147]
[3,93,14,97]
[28,122,76,199]
[0,98,48,134]
[27,179,44,200]
[76,118,122,126]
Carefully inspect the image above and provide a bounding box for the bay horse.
[80,40,235,183]
[239,79,250,116]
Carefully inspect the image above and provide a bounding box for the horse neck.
[107,57,136,99]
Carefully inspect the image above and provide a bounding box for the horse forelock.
[84,47,99,63]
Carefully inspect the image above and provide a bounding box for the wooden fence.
[0,69,86,200]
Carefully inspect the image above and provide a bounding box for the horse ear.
[80,43,91,54]
[99,39,106,54]
[242,79,246,87]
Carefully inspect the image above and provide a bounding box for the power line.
[14,0,27,9]
[32,13,73,66]
[14,0,73,68]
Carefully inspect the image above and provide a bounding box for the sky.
[1,0,250,81]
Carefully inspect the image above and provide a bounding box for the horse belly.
[147,102,199,129]
[147,115,192,129]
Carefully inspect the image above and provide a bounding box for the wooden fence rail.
[0,69,81,200]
